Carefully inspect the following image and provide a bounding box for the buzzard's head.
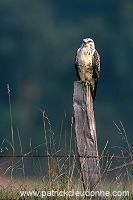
[82,38,95,49]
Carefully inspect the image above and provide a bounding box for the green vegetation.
[0,0,133,152]
[0,0,133,198]
[0,128,133,199]
[0,102,132,199]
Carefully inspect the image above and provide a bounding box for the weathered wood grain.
[73,81,105,199]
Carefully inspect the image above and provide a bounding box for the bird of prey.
[75,38,100,101]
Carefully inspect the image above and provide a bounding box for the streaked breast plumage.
[75,38,100,101]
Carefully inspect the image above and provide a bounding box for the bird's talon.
[83,80,90,86]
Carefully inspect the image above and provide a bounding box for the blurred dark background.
[0,0,133,166]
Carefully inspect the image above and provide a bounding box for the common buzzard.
[75,38,100,100]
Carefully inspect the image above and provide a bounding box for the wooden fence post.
[73,81,104,199]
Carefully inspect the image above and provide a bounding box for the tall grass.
[0,86,132,199]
